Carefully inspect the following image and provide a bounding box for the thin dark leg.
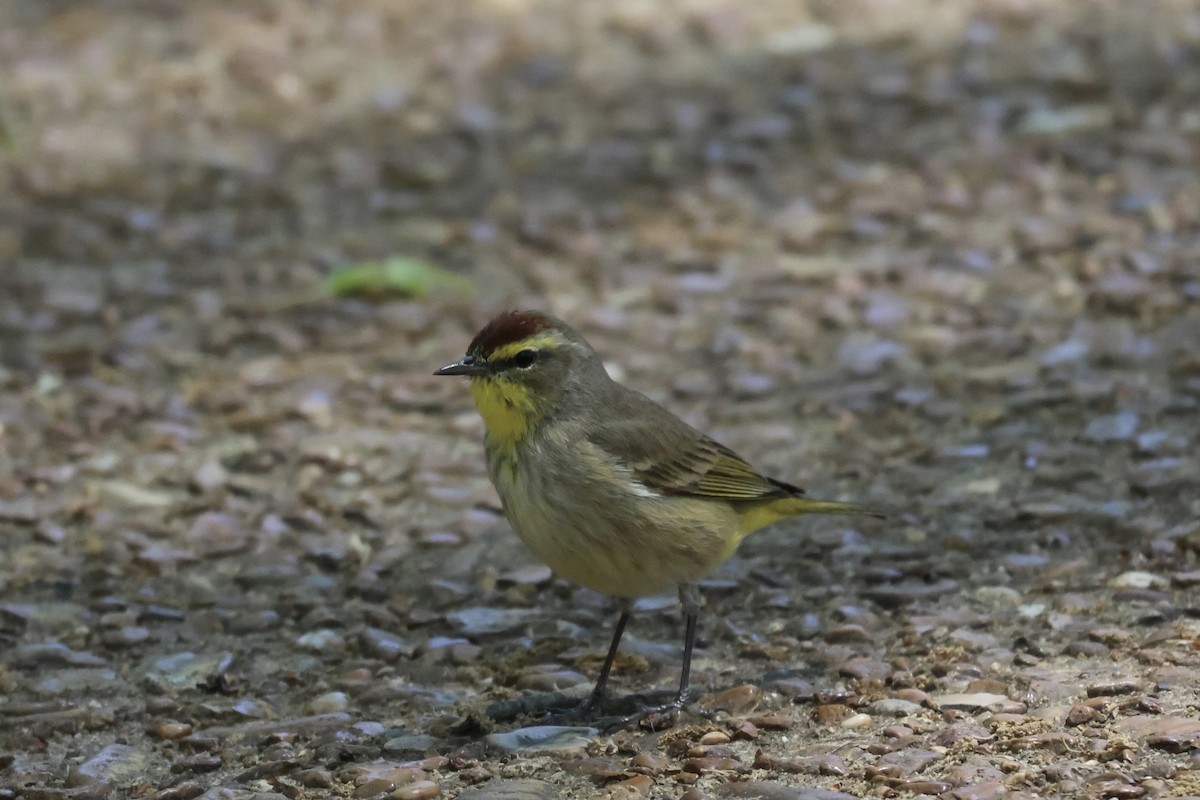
[589,610,630,704]
[671,583,702,708]
[674,605,698,707]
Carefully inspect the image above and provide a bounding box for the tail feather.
[738,495,883,536]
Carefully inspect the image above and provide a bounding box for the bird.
[434,310,881,721]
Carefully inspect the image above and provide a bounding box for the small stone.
[186,511,250,557]
[629,753,670,775]
[144,651,234,692]
[935,693,1009,712]
[824,624,870,643]
[839,657,891,682]
[747,712,793,730]
[683,756,747,774]
[1087,679,1141,697]
[715,780,859,799]
[867,699,922,717]
[295,767,334,788]
[392,781,440,799]
[699,684,762,714]
[812,705,856,729]
[11,641,107,668]
[515,670,589,692]
[931,721,994,747]
[944,782,1007,800]
[1108,571,1166,589]
[484,726,598,756]
[606,774,652,799]
[361,628,414,661]
[1084,412,1139,442]
[1117,715,1200,752]
[877,748,943,775]
[66,744,149,791]
[456,779,559,800]
[155,721,194,740]
[896,781,952,796]
[308,691,349,714]
[446,607,539,635]
[297,629,345,652]
[841,713,872,729]
[382,735,442,759]
[698,730,731,745]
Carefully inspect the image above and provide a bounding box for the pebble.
[35,668,118,696]
[445,607,540,635]
[699,684,762,713]
[1087,679,1142,697]
[895,780,952,795]
[931,721,994,747]
[714,781,859,799]
[837,335,908,376]
[297,628,346,652]
[606,774,652,798]
[841,713,872,729]
[145,651,234,691]
[1084,412,1139,442]
[747,712,794,730]
[1108,571,1166,589]
[814,704,853,724]
[515,669,589,692]
[867,699,922,717]
[935,693,1009,712]
[881,747,943,775]
[393,781,440,799]
[66,744,149,790]
[361,627,414,661]
[839,656,891,682]
[186,511,251,557]
[944,781,1007,800]
[974,586,1022,606]
[1117,715,1200,752]
[295,767,334,788]
[154,720,194,739]
[308,691,349,713]
[484,725,598,756]
[824,623,871,642]
[11,641,108,668]
[456,779,559,800]
[683,755,748,774]
[382,734,442,759]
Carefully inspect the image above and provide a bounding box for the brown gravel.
[2,1,1200,798]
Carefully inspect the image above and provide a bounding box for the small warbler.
[435,310,881,718]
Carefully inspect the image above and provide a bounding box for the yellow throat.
[469,377,537,452]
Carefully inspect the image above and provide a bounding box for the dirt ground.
[2,1,1200,798]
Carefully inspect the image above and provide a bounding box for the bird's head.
[434,310,606,444]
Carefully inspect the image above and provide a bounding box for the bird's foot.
[540,690,607,724]
[617,688,715,731]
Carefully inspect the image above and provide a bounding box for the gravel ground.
[2,1,1200,798]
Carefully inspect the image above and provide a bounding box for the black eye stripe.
[491,349,538,370]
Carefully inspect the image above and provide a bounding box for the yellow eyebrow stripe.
[490,333,562,362]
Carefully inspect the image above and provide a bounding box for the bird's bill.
[433,357,489,377]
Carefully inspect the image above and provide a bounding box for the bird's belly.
[494,461,736,598]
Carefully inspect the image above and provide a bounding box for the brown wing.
[586,392,803,501]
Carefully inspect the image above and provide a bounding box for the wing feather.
[586,394,801,502]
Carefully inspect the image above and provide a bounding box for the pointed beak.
[433,355,489,377]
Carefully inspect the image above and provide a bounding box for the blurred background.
[2,1,1200,797]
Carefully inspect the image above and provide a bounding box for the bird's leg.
[673,583,701,709]
[587,607,631,709]
[621,584,709,730]
[544,601,633,721]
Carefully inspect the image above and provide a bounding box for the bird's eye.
[513,349,538,368]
